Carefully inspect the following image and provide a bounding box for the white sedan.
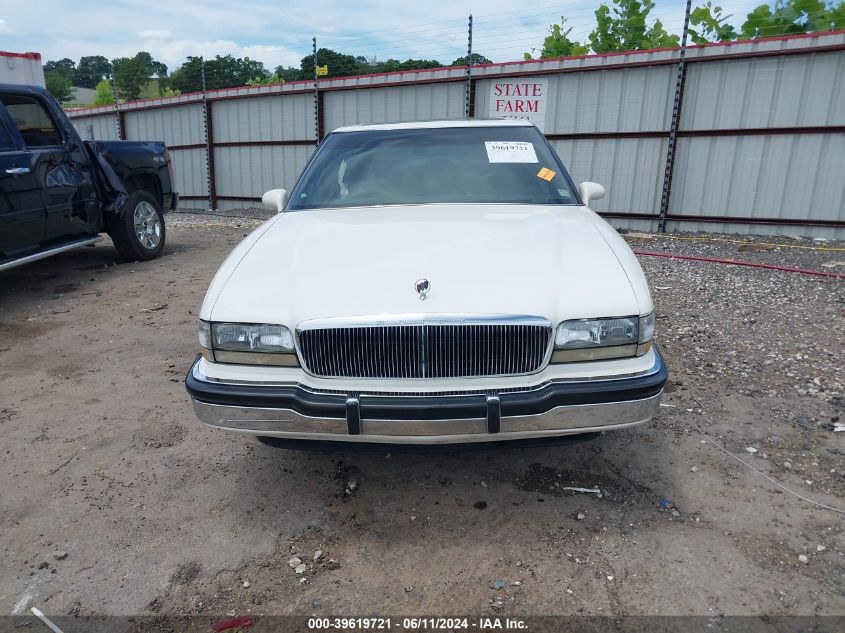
[186,119,667,446]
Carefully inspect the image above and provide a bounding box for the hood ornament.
[415,278,430,300]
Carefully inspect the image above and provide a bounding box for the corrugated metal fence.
[67,31,845,238]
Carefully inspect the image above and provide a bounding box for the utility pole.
[465,14,473,120]
[109,74,122,140]
[200,56,207,94]
[657,0,693,233]
[313,37,320,144]
[201,57,217,211]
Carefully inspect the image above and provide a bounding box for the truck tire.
[109,190,166,261]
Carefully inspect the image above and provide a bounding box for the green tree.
[450,53,492,66]
[274,66,302,82]
[43,58,76,102]
[740,0,843,38]
[94,79,115,105]
[524,18,590,59]
[43,58,76,77]
[112,52,167,101]
[75,55,112,88]
[689,2,738,43]
[204,55,266,88]
[168,57,204,92]
[170,55,268,92]
[589,0,680,53]
[369,58,443,72]
[300,48,363,78]
[644,18,681,47]
[44,71,73,102]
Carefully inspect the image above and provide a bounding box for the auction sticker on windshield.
[484,141,538,163]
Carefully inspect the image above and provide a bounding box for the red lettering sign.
[488,80,547,131]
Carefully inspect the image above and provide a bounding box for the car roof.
[0,83,49,95]
[332,119,535,133]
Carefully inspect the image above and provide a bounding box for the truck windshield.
[287,125,579,210]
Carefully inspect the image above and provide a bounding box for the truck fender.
[89,145,128,215]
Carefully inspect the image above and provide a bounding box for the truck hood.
[202,204,647,326]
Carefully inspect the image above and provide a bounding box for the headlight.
[552,314,654,362]
[198,320,298,366]
[211,322,295,353]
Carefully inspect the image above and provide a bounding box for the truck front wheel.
[109,191,166,261]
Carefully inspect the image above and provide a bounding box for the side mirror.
[262,188,287,213]
[578,181,606,206]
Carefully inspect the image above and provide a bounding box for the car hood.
[201,204,648,326]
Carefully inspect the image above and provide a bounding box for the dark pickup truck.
[0,84,178,271]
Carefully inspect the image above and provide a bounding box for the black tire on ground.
[108,190,166,261]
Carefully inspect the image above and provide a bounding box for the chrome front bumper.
[186,346,667,445]
[191,394,662,444]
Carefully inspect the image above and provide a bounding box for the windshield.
[287,125,579,210]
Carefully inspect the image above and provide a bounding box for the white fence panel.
[682,51,845,130]
[214,144,314,206]
[124,104,205,146]
[551,138,667,217]
[213,93,314,142]
[70,114,119,141]
[670,133,845,238]
[323,83,465,131]
[171,148,208,210]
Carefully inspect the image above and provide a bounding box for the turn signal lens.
[638,312,655,344]
[197,319,212,349]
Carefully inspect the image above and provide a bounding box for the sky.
[1,0,767,73]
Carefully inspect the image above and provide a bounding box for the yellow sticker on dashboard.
[537,167,556,181]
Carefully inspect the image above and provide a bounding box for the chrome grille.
[298,323,551,378]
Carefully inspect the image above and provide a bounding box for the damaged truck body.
[0,84,177,271]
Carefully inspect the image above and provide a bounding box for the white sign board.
[484,141,538,163]
[488,79,548,131]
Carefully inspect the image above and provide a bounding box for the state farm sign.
[488,79,548,131]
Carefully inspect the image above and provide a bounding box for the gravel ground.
[622,229,845,497]
[0,214,843,623]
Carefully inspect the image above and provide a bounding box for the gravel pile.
[169,208,271,229]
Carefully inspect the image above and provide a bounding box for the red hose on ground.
[632,249,845,280]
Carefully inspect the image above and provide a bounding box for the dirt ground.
[1,214,843,621]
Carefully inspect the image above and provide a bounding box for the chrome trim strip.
[0,236,103,272]
[297,313,552,330]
